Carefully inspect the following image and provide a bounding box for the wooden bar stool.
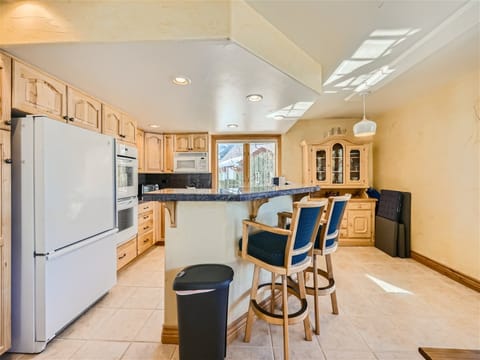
[305,194,350,334]
[239,200,327,360]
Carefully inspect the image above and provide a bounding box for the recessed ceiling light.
[149,124,161,128]
[227,123,239,128]
[246,94,263,102]
[172,76,191,86]
[273,115,285,120]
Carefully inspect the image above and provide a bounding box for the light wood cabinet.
[136,129,145,172]
[0,130,11,354]
[339,200,375,246]
[121,114,137,145]
[0,54,11,131]
[164,134,175,173]
[174,133,208,152]
[66,87,102,132]
[304,136,375,246]
[102,104,137,145]
[116,236,137,270]
[12,60,67,122]
[144,133,164,173]
[138,202,155,255]
[303,137,369,188]
[102,104,121,138]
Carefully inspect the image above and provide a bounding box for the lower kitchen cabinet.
[137,202,155,255]
[116,236,137,271]
[339,199,376,246]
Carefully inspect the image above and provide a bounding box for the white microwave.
[174,152,209,173]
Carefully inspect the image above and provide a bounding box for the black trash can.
[173,264,234,360]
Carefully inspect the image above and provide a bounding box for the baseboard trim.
[411,251,480,292]
[161,325,179,344]
[161,292,278,345]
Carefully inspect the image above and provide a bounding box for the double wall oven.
[116,143,138,244]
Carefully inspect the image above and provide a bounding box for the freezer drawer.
[35,231,117,345]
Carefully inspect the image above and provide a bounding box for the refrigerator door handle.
[44,228,118,261]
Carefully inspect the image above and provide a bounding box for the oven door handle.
[117,197,138,210]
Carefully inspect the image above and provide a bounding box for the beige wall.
[283,70,479,280]
[373,70,479,280]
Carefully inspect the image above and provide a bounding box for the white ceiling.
[3,0,478,133]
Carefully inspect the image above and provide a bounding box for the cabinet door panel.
[347,209,372,238]
[310,145,330,185]
[0,54,11,131]
[191,134,208,151]
[164,134,175,172]
[136,129,145,172]
[121,115,136,145]
[67,88,101,132]
[145,133,164,172]
[12,61,67,121]
[346,145,368,186]
[174,134,190,152]
[331,142,344,185]
[102,105,121,137]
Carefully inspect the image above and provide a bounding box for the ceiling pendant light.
[353,92,376,137]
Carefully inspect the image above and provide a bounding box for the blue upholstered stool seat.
[239,231,308,267]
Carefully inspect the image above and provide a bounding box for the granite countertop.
[142,184,320,202]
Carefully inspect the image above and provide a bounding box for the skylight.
[267,101,314,120]
[352,39,397,59]
[322,27,420,95]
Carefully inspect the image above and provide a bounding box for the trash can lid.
[173,264,234,291]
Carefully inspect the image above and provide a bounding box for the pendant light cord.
[362,93,367,120]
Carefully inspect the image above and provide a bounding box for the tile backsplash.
[138,173,212,190]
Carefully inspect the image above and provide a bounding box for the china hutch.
[301,135,376,246]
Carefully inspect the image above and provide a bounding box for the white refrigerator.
[11,116,118,353]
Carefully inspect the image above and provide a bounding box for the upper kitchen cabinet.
[174,133,208,152]
[121,114,137,145]
[102,104,121,137]
[302,137,370,188]
[136,129,145,172]
[102,104,137,145]
[66,87,102,132]
[0,54,11,131]
[0,130,11,354]
[163,134,175,173]
[12,60,67,122]
[144,133,164,173]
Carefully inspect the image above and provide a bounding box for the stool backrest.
[317,194,351,251]
[285,200,327,268]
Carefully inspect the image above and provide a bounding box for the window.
[212,135,281,189]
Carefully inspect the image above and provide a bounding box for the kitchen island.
[142,184,319,344]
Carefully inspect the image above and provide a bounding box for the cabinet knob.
[63,115,69,121]
[69,117,74,122]
[4,159,12,164]
[4,120,11,126]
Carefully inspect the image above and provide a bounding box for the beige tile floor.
[2,245,479,360]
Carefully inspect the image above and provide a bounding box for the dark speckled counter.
[142,184,320,202]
